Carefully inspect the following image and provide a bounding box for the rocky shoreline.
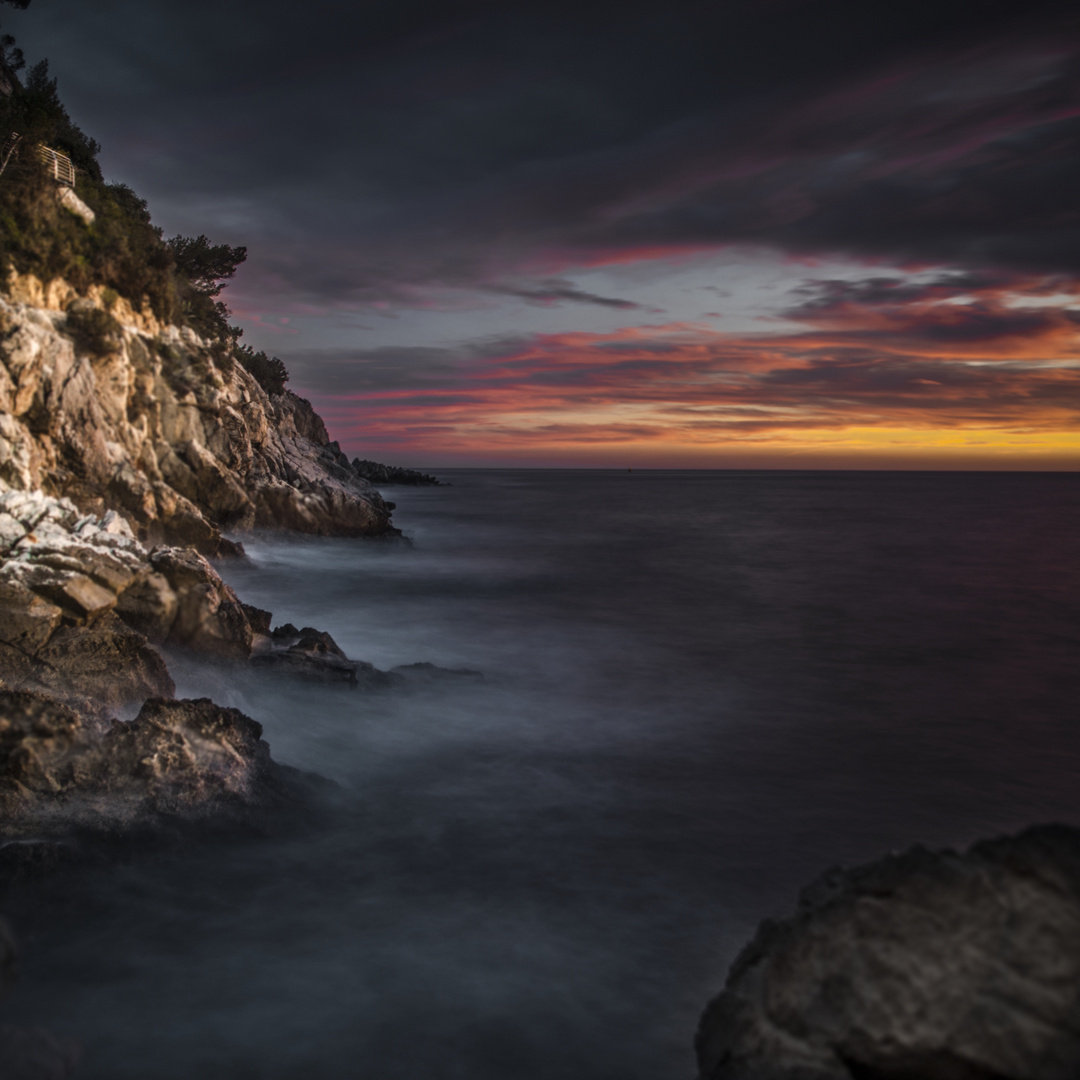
[0,279,456,1073]
[0,279,453,843]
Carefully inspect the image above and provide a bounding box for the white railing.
[36,144,76,187]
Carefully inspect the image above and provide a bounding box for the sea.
[4,469,1080,1079]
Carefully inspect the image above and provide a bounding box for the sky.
[6,0,1080,468]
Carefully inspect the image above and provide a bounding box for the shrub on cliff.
[236,344,289,396]
[0,43,246,344]
[64,304,121,356]
[0,62,178,319]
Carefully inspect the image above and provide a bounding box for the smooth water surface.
[5,470,1080,1078]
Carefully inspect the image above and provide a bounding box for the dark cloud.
[486,279,641,309]
[6,0,1080,309]
[782,272,1080,349]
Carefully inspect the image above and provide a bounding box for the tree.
[0,3,30,70]
[14,59,102,178]
[235,344,289,396]
[167,234,247,296]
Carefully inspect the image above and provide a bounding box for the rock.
[252,624,370,687]
[113,570,179,644]
[695,824,1080,1080]
[44,574,116,621]
[0,689,289,838]
[0,497,159,708]
[81,697,284,822]
[350,458,442,486]
[389,662,484,685]
[0,281,397,547]
[0,581,63,653]
[32,612,175,711]
[0,493,270,710]
[240,603,272,635]
[147,547,252,660]
[0,689,84,805]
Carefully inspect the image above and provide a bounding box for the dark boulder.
[695,824,1080,1080]
[389,662,484,686]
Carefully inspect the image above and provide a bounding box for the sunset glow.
[295,267,1080,467]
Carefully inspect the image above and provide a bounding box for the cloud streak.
[287,271,1080,464]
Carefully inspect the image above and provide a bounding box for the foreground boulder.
[696,824,1080,1080]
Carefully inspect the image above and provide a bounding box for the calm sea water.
[5,470,1080,1078]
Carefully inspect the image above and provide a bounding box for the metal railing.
[36,144,76,187]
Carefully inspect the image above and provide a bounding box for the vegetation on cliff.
[0,11,289,388]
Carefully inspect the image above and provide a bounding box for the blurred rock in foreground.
[696,824,1080,1080]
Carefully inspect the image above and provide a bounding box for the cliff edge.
[0,275,395,554]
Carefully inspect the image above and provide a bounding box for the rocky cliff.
[0,273,395,555]
[0,266,410,842]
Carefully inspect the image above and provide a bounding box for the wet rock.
[695,824,1080,1080]
[0,689,84,806]
[0,689,288,838]
[82,697,284,822]
[252,624,371,687]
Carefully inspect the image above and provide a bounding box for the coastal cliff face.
[0,268,403,842]
[0,274,394,554]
